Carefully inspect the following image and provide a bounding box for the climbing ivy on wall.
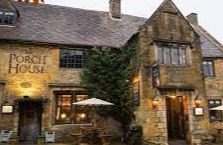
[81,36,140,140]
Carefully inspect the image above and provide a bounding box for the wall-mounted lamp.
[152,98,159,108]
[61,113,67,119]
[20,82,32,88]
[195,98,202,107]
[152,90,160,108]
[192,92,202,107]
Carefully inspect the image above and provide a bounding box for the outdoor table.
[98,133,112,145]
[211,128,223,143]
[216,128,223,134]
[70,133,83,145]
[216,128,223,139]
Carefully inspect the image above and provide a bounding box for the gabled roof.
[0,2,146,48]
[191,24,223,58]
[140,0,198,43]
[0,0,17,11]
[0,1,222,59]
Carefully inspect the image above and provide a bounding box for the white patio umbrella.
[72,98,114,106]
[209,105,223,110]
[73,98,114,127]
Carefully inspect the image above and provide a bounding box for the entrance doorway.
[166,96,188,140]
[18,101,43,143]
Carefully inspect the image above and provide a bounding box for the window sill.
[159,64,191,68]
[59,67,83,71]
[53,123,93,127]
[204,76,216,78]
[0,24,15,27]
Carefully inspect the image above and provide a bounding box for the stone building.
[0,0,223,144]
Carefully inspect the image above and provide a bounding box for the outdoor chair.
[0,130,13,143]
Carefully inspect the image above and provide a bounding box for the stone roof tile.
[192,24,223,58]
[0,2,146,48]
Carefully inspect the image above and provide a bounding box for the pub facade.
[0,0,223,144]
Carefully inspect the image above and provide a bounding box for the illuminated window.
[132,76,140,106]
[55,92,91,124]
[208,99,222,121]
[60,48,87,68]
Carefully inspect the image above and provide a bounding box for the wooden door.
[18,101,42,143]
[166,96,186,139]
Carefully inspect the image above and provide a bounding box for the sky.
[45,0,223,44]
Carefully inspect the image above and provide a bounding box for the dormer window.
[4,12,14,24]
[0,12,15,25]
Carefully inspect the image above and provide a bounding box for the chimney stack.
[186,13,198,25]
[109,0,121,20]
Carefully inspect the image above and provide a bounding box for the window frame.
[132,76,140,106]
[208,99,223,122]
[59,48,87,69]
[157,44,190,66]
[203,60,215,77]
[54,91,91,125]
[0,12,3,24]
[0,12,15,25]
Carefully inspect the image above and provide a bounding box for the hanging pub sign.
[152,64,160,87]
[1,105,14,114]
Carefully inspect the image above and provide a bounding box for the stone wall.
[205,58,223,131]
[133,0,210,144]
[0,42,121,142]
[205,59,223,97]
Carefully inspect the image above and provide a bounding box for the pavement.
[1,140,223,145]
[0,143,72,145]
[168,139,223,145]
[0,143,127,145]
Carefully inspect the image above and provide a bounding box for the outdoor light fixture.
[61,113,67,119]
[195,98,202,107]
[169,95,176,99]
[152,98,159,108]
[152,90,160,108]
[80,113,86,118]
[132,76,140,83]
[20,82,32,88]
[193,91,202,107]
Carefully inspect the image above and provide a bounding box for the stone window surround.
[203,60,215,77]
[157,43,191,66]
[208,99,223,122]
[0,11,15,25]
[53,91,91,125]
[59,48,87,69]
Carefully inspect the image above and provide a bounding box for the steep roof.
[0,2,146,48]
[191,24,223,58]
[0,0,17,11]
[0,1,222,58]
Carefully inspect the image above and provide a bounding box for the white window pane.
[4,12,14,15]
[171,48,179,65]
[157,47,163,63]
[164,47,171,64]
[179,48,187,65]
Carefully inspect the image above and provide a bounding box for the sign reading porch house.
[8,54,47,74]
